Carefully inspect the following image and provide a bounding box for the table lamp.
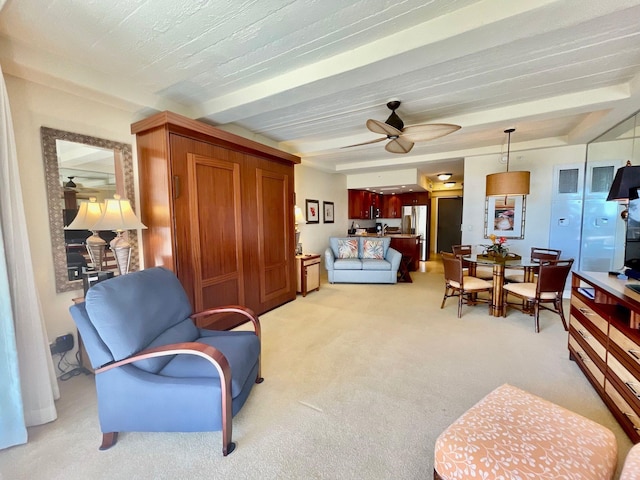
[91,194,147,275]
[64,196,105,270]
[294,205,304,254]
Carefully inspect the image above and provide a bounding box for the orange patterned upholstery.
[621,444,640,480]
[434,384,617,480]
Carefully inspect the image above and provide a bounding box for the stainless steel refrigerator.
[402,205,428,261]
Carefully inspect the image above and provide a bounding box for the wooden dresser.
[131,111,300,330]
[570,271,640,442]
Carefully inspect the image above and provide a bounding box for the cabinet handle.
[173,176,180,199]
[577,329,590,341]
[578,308,594,316]
[629,349,640,361]
[625,381,640,400]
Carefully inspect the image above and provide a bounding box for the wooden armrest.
[95,341,230,375]
[191,305,261,338]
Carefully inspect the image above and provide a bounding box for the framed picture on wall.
[484,195,526,239]
[306,199,320,224]
[323,201,334,223]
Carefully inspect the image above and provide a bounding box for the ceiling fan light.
[438,173,452,181]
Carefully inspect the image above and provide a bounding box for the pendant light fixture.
[485,128,530,196]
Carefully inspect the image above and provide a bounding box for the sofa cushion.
[337,238,359,258]
[334,258,363,270]
[361,258,391,270]
[362,239,384,259]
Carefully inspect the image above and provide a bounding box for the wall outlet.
[50,333,74,355]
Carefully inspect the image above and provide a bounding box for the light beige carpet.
[0,263,633,479]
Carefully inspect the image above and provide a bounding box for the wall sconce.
[606,160,640,220]
[485,128,530,196]
[65,196,105,270]
[91,194,147,275]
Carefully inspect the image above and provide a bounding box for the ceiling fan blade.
[366,119,402,137]
[386,137,414,154]
[341,137,387,149]
[401,123,461,142]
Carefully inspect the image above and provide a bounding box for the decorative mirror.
[41,127,139,293]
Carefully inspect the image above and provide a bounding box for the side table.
[296,254,321,296]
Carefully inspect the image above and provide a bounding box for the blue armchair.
[69,267,262,456]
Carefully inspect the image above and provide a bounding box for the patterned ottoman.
[621,444,640,480]
[434,384,617,480]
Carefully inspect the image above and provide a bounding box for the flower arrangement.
[483,234,509,257]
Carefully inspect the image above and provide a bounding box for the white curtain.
[0,63,58,449]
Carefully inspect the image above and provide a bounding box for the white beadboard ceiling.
[2,0,640,191]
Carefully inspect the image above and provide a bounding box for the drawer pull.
[578,308,594,316]
[575,351,590,363]
[625,381,640,400]
[629,349,640,361]
[578,329,590,341]
[624,412,639,419]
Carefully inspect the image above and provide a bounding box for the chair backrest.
[536,259,574,295]
[531,247,561,263]
[81,267,199,373]
[441,251,463,285]
[452,244,472,257]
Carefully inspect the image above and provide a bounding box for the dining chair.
[440,252,493,318]
[504,247,562,283]
[502,258,574,332]
[451,244,493,279]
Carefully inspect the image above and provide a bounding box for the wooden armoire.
[131,111,300,330]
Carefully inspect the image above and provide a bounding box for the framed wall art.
[484,195,526,239]
[305,199,319,224]
[323,201,334,223]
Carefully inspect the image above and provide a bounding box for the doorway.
[437,197,463,254]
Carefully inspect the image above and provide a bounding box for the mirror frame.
[41,126,139,293]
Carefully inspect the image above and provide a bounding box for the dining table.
[463,254,540,317]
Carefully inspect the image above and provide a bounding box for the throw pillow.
[337,239,359,259]
[362,239,384,259]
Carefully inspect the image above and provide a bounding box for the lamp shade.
[91,194,147,232]
[486,171,530,196]
[65,197,103,230]
[606,161,640,201]
[294,205,304,223]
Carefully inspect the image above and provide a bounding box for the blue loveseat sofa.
[324,236,401,284]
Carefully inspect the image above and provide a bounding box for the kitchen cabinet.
[569,271,640,443]
[382,195,402,218]
[389,235,421,271]
[132,111,300,330]
[402,192,430,205]
[348,189,380,219]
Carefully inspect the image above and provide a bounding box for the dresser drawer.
[610,324,640,375]
[605,380,640,435]
[569,336,605,388]
[607,353,640,404]
[570,314,607,362]
[571,295,608,335]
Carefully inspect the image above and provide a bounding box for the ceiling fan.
[344,100,461,154]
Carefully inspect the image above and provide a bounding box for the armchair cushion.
[158,331,260,397]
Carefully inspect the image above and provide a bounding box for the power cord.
[56,350,90,381]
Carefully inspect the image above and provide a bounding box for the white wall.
[462,144,587,254]
[6,73,139,352]
[294,163,347,260]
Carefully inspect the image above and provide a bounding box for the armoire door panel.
[187,153,245,312]
[255,168,292,304]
